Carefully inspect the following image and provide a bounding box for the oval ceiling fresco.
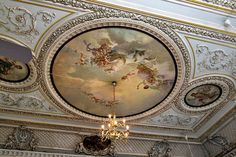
[0,55,29,82]
[51,27,177,117]
[184,84,222,107]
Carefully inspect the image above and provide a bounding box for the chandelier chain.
[100,81,129,141]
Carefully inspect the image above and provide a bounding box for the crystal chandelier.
[100,81,130,141]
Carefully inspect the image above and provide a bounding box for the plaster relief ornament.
[4,126,38,151]
[196,45,236,76]
[148,140,172,157]
[148,114,199,127]
[208,135,230,150]
[0,55,29,82]
[184,84,221,107]
[0,4,55,41]
[51,27,176,117]
[75,135,115,156]
[0,92,59,113]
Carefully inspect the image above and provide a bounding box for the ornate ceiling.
[0,0,236,157]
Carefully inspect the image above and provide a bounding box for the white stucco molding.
[0,149,93,157]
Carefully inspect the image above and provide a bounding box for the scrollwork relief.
[0,4,55,41]
[75,135,115,156]
[196,45,236,76]
[4,126,38,151]
[208,135,230,150]
[148,140,172,157]
[140,108,201,128]
[0,92,60,113]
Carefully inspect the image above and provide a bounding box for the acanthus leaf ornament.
[0,4,55,41]
[0,92,60,113]
[148,140,172,157]
[196,45,236,76]
[4,126,38,151]
[150,114,199,127]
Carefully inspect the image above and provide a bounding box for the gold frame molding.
[39,18,188,121]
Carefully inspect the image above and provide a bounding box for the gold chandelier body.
[101,114,129,141]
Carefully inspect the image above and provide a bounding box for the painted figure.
[0,57,22,75]
[185,85,221,106]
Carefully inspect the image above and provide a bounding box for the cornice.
[0,119,201,143]
[44,0,236,37]
[15,0,77,13]
[0,149,91,157]
[215,142,236,157]
[200,0,236,10]
[199,106,236,142]
[178,0,236,15]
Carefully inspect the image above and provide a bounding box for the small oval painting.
[185,84,222,107]
[52,27,177,117]
[0,56,29,82]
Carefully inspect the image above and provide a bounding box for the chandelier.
[100,81,130,141]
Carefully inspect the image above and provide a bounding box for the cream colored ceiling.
[0,0,235,145]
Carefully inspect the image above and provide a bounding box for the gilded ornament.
[0,4,55,40]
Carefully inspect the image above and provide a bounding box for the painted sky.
[52,27,176,117]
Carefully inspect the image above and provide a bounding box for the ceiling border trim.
[215,142,236,157]
[0,120,201,143]
[199,105,236,142]
[199,0,236,10]
[14,0,77,13]
[0,149,91,157]
[44,0,236,38]
[178,0,236,14]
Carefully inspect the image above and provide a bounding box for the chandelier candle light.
[100,81,130,141]
[101,114,129,141]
